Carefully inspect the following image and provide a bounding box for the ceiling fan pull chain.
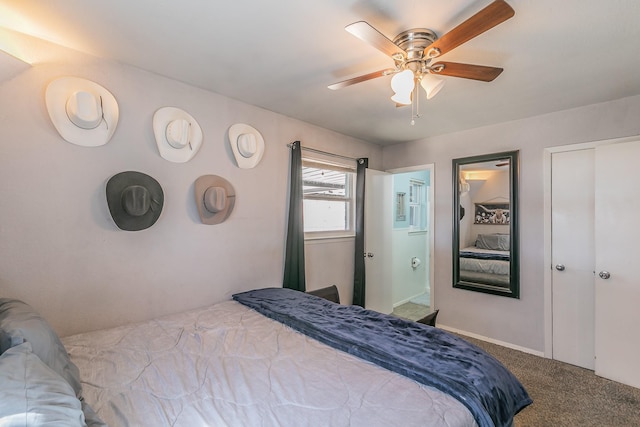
[410,91,415,126]
[411,83,421,126]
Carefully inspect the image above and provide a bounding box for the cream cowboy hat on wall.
[194,175,235,225]
[228,123,264,169]
[153,107,203,163]
[45,76,119,147]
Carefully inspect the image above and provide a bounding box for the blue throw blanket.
[233,288,531,427]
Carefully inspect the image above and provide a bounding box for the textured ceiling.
[1,0,639,145]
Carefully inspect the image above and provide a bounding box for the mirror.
[452,151,519,298]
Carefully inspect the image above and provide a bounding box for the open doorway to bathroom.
[388,165,433,322]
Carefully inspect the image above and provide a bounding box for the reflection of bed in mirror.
[459,233,510,288]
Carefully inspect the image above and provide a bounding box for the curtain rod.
[287,142,364,163]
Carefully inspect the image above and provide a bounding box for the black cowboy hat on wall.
[106,171,164,231]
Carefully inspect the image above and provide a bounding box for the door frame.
[387,163,435,311]
[542,135,639,358]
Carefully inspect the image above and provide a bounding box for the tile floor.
[391,301,431,322]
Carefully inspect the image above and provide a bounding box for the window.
[409,179,426,230]
[302,158,356,238]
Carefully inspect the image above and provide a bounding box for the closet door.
[594,140,640,388]
[551,149,595,369]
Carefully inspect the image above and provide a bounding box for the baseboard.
[393,296,415,308]
[393,293,429,308]
[438,324,545,358]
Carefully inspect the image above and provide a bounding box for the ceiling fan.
[328,0,515,117]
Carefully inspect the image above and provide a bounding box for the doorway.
[389,165,434,321]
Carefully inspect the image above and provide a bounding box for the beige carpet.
[458,335,640,427]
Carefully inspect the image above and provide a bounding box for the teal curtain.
[283,141,306,291]
[352,158,368,307]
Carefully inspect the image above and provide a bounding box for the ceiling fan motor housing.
[394,29,437,57]
[393,28,438,73]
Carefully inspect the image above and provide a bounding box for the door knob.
[555,264,565,271]
[367,252,374,258]
[598,271,611,279]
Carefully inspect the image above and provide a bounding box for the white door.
[551,149,595,369]
[551,139,640,388]
[594,140,640,388]
[364,169,393,314]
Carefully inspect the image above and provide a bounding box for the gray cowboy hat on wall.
[194,175,235,225]
[106,171,164,231]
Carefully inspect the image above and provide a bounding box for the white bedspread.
[460,247,510,276]
[62,301,476,427]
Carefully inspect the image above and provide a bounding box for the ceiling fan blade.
[425,0,514,58]
[328,69,394,90]
[430,62,503,81]
[345,21,406,58]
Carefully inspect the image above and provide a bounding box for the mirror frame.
[452,150,520,298]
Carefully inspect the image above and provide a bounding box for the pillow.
[0,327,12,353]
[80,401,107,427]
[476,233,510,251]
[0,299,82,398]
[0,342,86,426]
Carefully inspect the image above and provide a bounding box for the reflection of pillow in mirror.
[476,233,510,251]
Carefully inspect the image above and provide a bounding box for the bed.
[459,233,510,287]
[0,289,530,427]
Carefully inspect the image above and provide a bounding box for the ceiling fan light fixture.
[390,69,415,103]
[421,74,445,99]
[391,92,412,105]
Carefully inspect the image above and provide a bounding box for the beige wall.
[383,94,640,353]
[0,34,381,336]
[304,238,355,305]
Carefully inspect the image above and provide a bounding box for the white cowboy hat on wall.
[228,123,264,169]
[45,76,119,147]
[153,107,203,163]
